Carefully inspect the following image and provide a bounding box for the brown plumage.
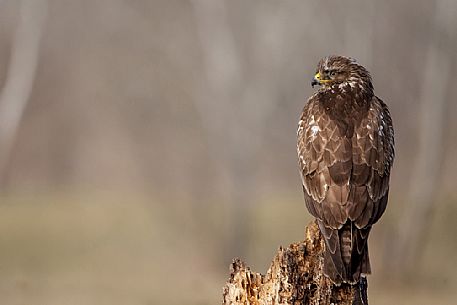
[297,56,394,284]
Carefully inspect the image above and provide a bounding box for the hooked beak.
[311,72,321,88]
[311,72,331,88]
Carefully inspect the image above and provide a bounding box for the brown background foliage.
[0,1,456,304]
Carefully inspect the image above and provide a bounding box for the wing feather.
[350,96,394,226]
[298,96,350,228]
[298,95,394,229]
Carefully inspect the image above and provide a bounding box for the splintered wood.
[222,221,365,305]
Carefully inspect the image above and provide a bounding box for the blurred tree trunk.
[387,0,455,275]
[222,221,368,305]
[0,0,47,183]
[342,0,375,67]
[190,0,248,259]
[191,1,285,260]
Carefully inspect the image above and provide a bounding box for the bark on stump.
[222,221,368,305]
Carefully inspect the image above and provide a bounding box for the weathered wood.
[222,221,367,305]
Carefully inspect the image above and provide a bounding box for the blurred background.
[0,0,456,304]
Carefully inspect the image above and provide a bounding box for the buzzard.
[297,56,394,284]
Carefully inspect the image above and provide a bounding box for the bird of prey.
[297,56,394,284]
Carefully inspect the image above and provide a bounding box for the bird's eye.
[330,71,337,77]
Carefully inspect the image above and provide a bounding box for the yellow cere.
[314,72,331,84]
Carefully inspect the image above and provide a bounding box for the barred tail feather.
[318,220,371,284]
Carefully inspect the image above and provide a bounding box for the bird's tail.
[318,220,371,284]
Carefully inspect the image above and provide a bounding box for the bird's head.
[311,55,372,91]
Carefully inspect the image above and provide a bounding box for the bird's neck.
[321,79,373,104]
[318,80,373,121]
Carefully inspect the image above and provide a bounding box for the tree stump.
[222,221,368,305]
